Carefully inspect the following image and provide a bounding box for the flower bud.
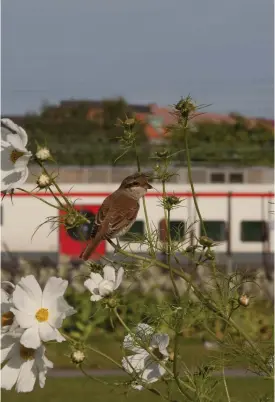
[37,174,51,189]
[163,195,181,210]
[199,236,214,247]
[175,96,196,119]
[238,294,249,307]
[185,245,198,253]
[205,249,215,260]
[107,298,117,309]
[65,214,77,227]
[156,150,169,158]
[71,350,85,364]
[124,118,136,129]
[36,147,51,161]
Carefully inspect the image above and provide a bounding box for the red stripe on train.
[2,192,274,198]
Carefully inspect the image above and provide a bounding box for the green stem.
[60,331,123,370]
[17,188,60,210]
[222,367,231,402]
[134,142,155,257]
[49,187,65,209]
[36,160,72,209]
[79,365,111,386]
[183,125,206,237]
[110,244,267,367]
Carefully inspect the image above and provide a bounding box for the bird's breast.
[113,219,136,238]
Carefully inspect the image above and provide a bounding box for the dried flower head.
[199,236,214,247]
[71,350,85,364]
[174,95,196,120]
[162,195,182,210]
[36,147,51,161]
[185,245,198,253]
[238,294,250,307]
[205,249,215,260]
[36,174,51,189]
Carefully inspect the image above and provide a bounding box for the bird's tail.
[79,234,103,261]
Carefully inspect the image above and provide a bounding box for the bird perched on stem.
[79,173,152,260]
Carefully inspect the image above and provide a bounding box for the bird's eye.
[132,181,139,186]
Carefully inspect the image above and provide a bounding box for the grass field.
[46,336,213,369]
[45,335,271,371]
[2,377,274,402]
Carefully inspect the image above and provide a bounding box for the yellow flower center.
[10,149,25,164]
[1,311,14,327]
[20,344,35,361]
[35,308,49,322]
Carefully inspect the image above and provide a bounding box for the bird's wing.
[106,193,139,237]
[93,192,139,239]
[90,194,112,237]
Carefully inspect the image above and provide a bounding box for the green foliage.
[10,98,151,165]
[169,116,274,166]
[8,98,273,166]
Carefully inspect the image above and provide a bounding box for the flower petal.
[90,294,102,301]
[150,333,170,355]
[42,277,68,309]
[122,351,149,374]
[114,267,124,290]
[20,325,41,349]
[6,133,26,152]
[55,330,65,343]
[1,343,15,364]
[84,278,98,294]
[1,119,28,147]
[55,297,76,317]
[39,322,58,342]
[135,323,154,344]
[15,359,36,393]
[90,273,104,284]
[123,333,145,354]
[13,276,42,313]
[0,354,21,390]
[142,362,166,383]
[132,382,144,391]
[103,266,116,283]
[14,152,32,171]
[10,309,37,329]
[98,279,115,297]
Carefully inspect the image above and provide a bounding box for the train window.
[210,173,225,183]
[200,221,226,241]
[159,219,185,242]
[170,221,185,241]
[67,210,95,241]
[229,173,243,183]
[241,221,268,242]
[120,220,145,241]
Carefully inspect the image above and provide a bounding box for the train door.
[59,205,105,259]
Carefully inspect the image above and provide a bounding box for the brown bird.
[79,173,152,260]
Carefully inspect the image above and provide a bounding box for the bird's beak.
[146,183,153,189]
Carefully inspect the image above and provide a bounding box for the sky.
[1,0,274,118]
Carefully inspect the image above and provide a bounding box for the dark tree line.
[8,99,274,166]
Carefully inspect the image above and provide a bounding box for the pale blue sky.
[2,0,274,117]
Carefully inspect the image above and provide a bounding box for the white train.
[1,182,274,268]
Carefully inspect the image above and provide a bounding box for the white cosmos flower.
[1,282,18,333]
[10,275,76,349]
[84,266,124,301]
[122,323,169,390]
[1,118,32,192]
[1,328,53,393]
